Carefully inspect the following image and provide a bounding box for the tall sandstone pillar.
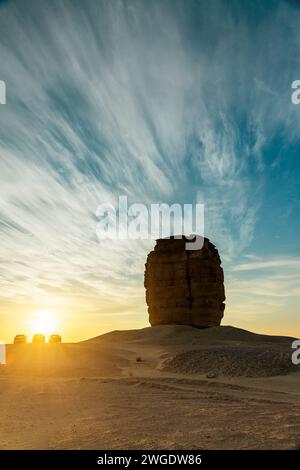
[144,236,225,328]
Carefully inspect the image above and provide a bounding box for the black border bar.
[0,450,299,467]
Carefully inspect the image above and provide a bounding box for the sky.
[0,0,300,343]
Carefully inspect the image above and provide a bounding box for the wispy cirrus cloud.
[233,257,300,272]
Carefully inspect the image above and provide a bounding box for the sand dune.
[4,324,298,378]
[0,325,299,449]
[88,324,297,346]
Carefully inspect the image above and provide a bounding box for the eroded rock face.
[144,236,225,328]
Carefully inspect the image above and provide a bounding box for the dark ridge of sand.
[159,346,300,377]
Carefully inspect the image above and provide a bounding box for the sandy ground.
[0,325,299,450]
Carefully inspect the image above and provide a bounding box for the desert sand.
[0,325,299,450]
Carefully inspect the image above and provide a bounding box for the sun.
[32,311,57,335]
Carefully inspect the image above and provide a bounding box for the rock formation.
[144,236,225,328]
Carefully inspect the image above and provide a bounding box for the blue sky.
[0,0,300,341]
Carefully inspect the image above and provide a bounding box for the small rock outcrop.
[144,236,225,328]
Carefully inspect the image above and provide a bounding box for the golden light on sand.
[31,311,58,336]
[0,341,5,364]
